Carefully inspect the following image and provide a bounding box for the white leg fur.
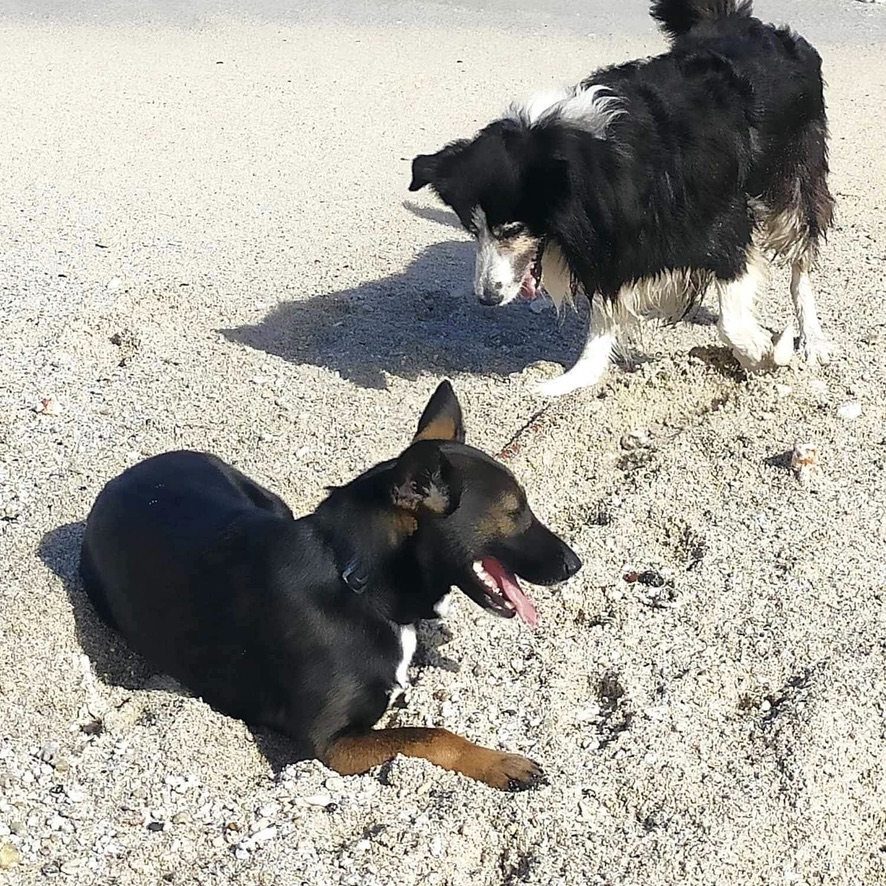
[790,261,832,365]
[716,254,792,371]
[535,302,615,397]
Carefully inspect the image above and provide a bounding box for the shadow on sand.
[221,239,585,389]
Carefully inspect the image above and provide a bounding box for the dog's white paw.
[771,325,795,368]
[800,335,832,367]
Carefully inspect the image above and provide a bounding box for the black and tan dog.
[79,382,581,789]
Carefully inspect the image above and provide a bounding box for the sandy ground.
[1,1,885,884]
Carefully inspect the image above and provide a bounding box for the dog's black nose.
[479,283,504,306]
[562,547,582,579]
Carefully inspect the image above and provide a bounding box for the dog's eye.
[498,222,526,239]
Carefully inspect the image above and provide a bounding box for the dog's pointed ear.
[409,153,439,192]
[413,380,465,444]
[391,440,461,516]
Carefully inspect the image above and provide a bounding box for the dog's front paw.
[733,326,794,372]
[478,751,547,792]
[800,334,832,367]
[771,325,795,368]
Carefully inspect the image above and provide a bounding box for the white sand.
[1,1,885,884]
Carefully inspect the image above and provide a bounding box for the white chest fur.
[390,625,416,704]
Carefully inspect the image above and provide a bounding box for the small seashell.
[791,443,819,484]
[36,396,63,416]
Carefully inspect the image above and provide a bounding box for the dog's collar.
[341,559,369,594]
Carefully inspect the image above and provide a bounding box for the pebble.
[323,777,345,792]
[60,858,84,875]
[837,401,862,421]
[296,794,334,808]
[620,428,652,451]
[0,842,22,869]
[39,742,60,764]
[35,397,63,417]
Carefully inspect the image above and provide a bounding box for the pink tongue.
[482,557,538,629]
[518,272,538,302]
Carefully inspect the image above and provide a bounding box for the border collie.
[409,0,835,396]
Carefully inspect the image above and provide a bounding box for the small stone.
[36,397,63,417]
[0,842,21,869]
[620,428,652,451]
[430,835,443,857]
[296,794,334,808]
[837,401,862,421]
[106,276,123,292]
[9,820,26,837]
[775,384,793,398]
[146,821,164,832]
[60,859,83,876]
[323,777,345,792]
[40,742,60,763]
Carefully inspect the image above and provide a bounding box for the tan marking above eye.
[477,492,526,540]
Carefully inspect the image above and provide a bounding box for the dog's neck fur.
[312,470,442,625]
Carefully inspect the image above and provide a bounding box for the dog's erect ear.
[392,440,461,516]
[413,380,465,444]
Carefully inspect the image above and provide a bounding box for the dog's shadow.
[220,239,583,388]
[38,521,461,774]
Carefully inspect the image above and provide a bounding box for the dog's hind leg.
[761,119,835,367]
[323,727,544,791]
[535,299,616,397]
[790,254,831,366]
[715,247,793,371]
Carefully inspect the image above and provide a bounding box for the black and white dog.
[409,0,835,396]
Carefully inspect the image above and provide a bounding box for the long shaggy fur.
[650,0,753,39]
[410,0,835,392]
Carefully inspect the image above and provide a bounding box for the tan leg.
[323,727,545,791]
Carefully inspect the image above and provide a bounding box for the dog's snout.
[479,282,504,306]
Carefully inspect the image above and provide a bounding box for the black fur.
[410,0,833,303]
[79,382,581,762]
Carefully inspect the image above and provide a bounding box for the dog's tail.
[650,0,752,40]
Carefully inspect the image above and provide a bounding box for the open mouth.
[464,557,539,628]
[518,240,545,302]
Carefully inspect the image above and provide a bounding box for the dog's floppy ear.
[409,153,439,192]
[391,440,461,516]
[413,380,465,443]
[409,140,470,192]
